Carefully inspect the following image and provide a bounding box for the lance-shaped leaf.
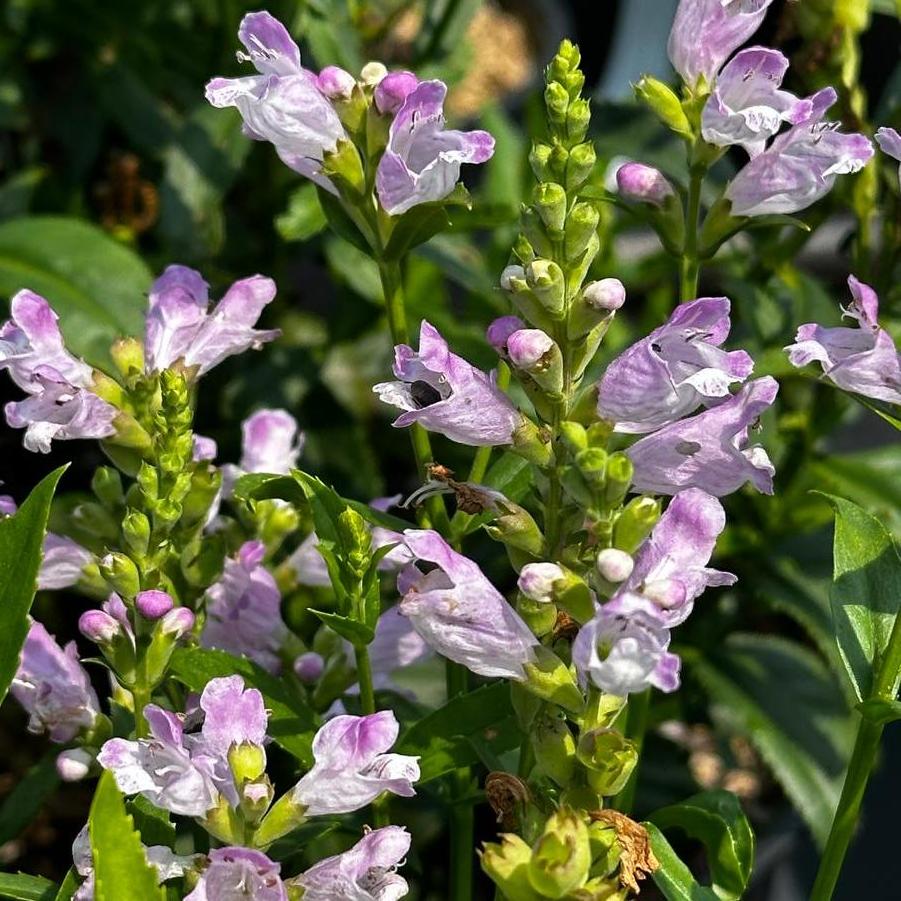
[644,823,720,901]
[0,466,67,704]
[819,492,901,701]
[649,790,754,900]
[89,771,165,901]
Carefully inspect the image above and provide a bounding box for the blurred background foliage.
[1,0,900,898]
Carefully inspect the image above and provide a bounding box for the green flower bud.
[565,98,591,144]
[603,453,633,508]
[338,507,372,576]
[321,138,366,197]
[565,142,596,192]
[522,646,584,713]
[483,499,545,557]
[564,202,599,261]
[137,462,159,501]
[577,728,638,796]
[547,39,581,85]
[480,834,537,901]
[241,776,274,826]
[526,260,566,318]
[92,467,124,509]
[253,790,307,848]
[575,447,607,486]
[513,233,537,265]
[533,709,577,787]
[99,552,141,599]
[109,411,153,452]
[110,337,145,379]
[634,75,692,138]
[587,820,622,880]
[587,421,613,448]
[544,81,570,127]
[122,510,151,557]
[229,742,267,783]
[614,496,661,553]
[180,467,222,529]
[509,330,564,397]
[559,421,588,453]
[528,808,591,898]
[533,182,567,234]
[511,417,554,468]
[529,142,554,183]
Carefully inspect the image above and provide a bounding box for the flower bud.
[91,467,124,509]
[317,65,356,100]
[500,264,526,292]
[548,39,581,83]
[565,142,596,191]
[575,447,607,486]
[78,610,122,645]
[525,260,566,318]
[564,202,599,261]
[634,75,691,138]
[110,337,144,378]
[616,162,675,207]
[135,589,174,620]
[604,452,634,508]
[576,728,638,795]
[529,142,554,182]
[294,652,325,684]
[56,748,94,782]
[360,61,388,86]
[229,742,267,784]
[508,329,564,396]
[481,834,535,901]
[528,808,591,897]
[532,709,577,787]
[559,421,588,453]
[614,496,661,553]
[99,552,141,599]
[160,606,195,639]
[533,182,567,234]
[595,548,634,584]
[544,81,569,127]
[374,70,418,114]
[518,562,564,603]
[487,315,526,355]
[565,98,591,144]
[483,500,545,557]
[584,278,625,312]
[122,510,151,558]
[338,506,371,576]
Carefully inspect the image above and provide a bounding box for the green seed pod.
[634,75,692,138]
[528,808,591,898]
[576,728,638,796]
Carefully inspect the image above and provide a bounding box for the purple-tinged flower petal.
[97,706,219,817]
[198,675,268,759]
[725,88,874,215]
[144,265,210,373]
[136,589,174,620]
[605,489,735,627]
[375,71,419,115]
[368,607,432,685]
[286,533,332,587]
[374,321,520,446]
[294,652,325,684]
[518,563,565,604]
[39,533,93,590]
[627,377,779,496]
[317,65,356,100]
[5,372,117,454]
[293,711,419,816]
[507,329,555,369]
[876,126,901,186]
[398,529,538,679]
[237,11,301,76]
[0,291,93,390]
[668,0,775,86]
[584,279,626,312]
[201,541,288,673]
[11,620,100,743]
[0,493,16,516]
[292,825,411,900]
[572,606,680,696]
[239,408,303,473]
[598,297,754,433]
[702,47,812,157]
[186,847,286,901]
[376,81,494,215]
[785,275,901,405]
[616,163,675,206]
[57,748,93,782]
[206,16,345,189]
[192,434,218,462]
[486,316,526,355]
[78,609,122,645]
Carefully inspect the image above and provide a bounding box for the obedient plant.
[1,3,898,900]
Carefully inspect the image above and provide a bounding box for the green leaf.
[0,466,67,704]
[0,752,60,844]
[396,683,521,783]
[382,185,472,260]
[650,790,754,899]
[293,471,348,548]
[0,873,57,901]
[858,397,901,431]
[276,184,327,242]
[644,823,720,901]
[688,634,854,848]
[309,609,374,647]
[0,217,151,369]
[89,771,165,901]
[53,870,78,901]
[819,492,901,701]
[168,647,316,765]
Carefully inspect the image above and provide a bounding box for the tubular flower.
[185,848,287,901]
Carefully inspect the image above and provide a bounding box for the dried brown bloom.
[590,810,659,894]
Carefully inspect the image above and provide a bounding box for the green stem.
[446,660,473,901]
[612,688,651,814]
[132,683,151,739]
[810,613,901,900]
[376,259,450,533]
[680,167,704,302]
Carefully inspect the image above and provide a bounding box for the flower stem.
[810,612,901,900]
[446,659,474,901]
[132,683,151,739]
[376,259,450,533]
[680,166,704,302]
[612,688,651,814]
